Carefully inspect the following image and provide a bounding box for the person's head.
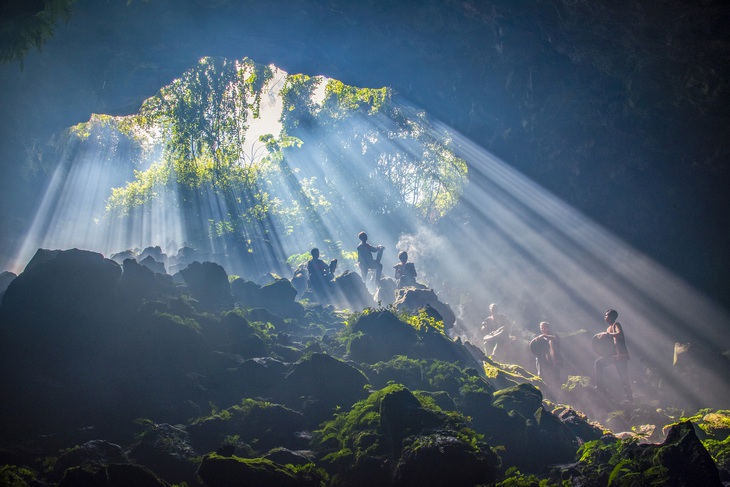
[358,231,368,243]
[605,309,618,324]
[310,248,320,259]
[398,250,408,263]
[540,321,551,334]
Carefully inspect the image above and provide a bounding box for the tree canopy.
[85,57,467,263]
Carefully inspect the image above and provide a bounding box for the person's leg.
[615,360,633,400]
[595,357,608,390]
[375,261,383,281]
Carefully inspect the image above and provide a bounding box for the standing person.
[357,231,384,282]
[530,321,563,388]
[594,308,633,401]
[481,303,513,360]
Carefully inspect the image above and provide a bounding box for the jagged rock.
[348,310,418,363]
[201,311,256,354]
[119,258,175,301]
[139,255,167,274]
[379,387,443,452]
[0,270,16,294]
[50,440,128,483]
[58,463,170,487]
[532,405,581,466]
[126,423,198,486]
[394,287,456,330]
[236,357,288,397]
[197,454,327,487]
[373,277,397,306]
[138,246,168,265]
[263,447,314,467]
[277,353,369,425]
[231,277,263,306]
[556,407,604,444]
[110,249,136,265]
[394,434,499,487]
[178,261,233,309]
[331,270,372,310]
[492,383,543,419]
[1,248,121,318]
[259,278,304,318]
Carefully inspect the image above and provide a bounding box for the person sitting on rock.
[393,250,418,288]
[307,248,336,296]
[357,231,384,282]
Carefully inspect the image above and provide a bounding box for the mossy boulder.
[188,399,309,455]
[575,420,722,486]
[492,383,543,419]
[348,310,418,363]
[276,353,369,424]
[197,454,327,487]
[394,434,499,487]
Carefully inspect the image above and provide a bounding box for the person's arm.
[606,323,623,337]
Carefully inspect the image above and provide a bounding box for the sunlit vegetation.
[80,56,468,259]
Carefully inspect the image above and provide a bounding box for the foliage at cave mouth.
[65,56,468,264]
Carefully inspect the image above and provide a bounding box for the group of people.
[483,305,633,402]
[305,230,421,298]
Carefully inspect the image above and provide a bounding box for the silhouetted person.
[481,303,512,359]
[393,250,417,288]
[357,231,384,282]
[594,308,633,401]
[530,321,563,388]
[307,247,336,296]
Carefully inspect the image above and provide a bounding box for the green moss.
[703,434,730,472]
[197,454,327,487]
[0,465,37,487]
[367,356,492,395]
[313,383,481,473]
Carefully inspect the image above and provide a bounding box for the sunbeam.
[9,61,729,414]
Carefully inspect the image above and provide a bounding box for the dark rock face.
[349,310,419,363]
[394,288,456,330]
[119,257,175,301]
[57,463,170,487]
[1,248,121,318]
[50,440,128,483]
[0,270,16,294]
[258,278,304,317]
[331,270,373,310]
[178,261,233,309]
[126,423,198,486]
